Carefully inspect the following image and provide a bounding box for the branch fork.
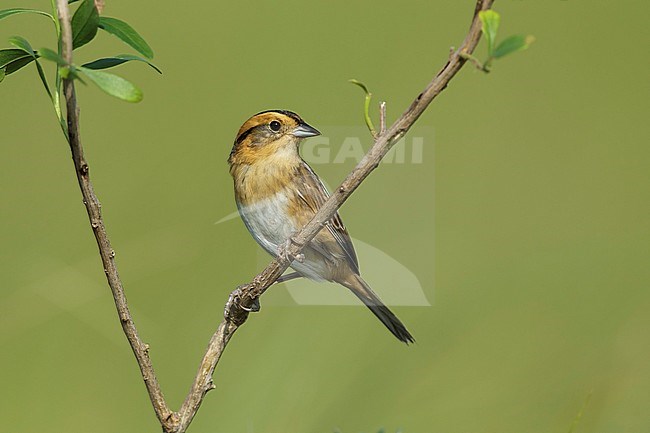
[54,1,495,432]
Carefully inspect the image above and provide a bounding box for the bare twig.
[55,1,494,432]
[94,0,105,14]
[379,101,387,135]
[54,0,175,428]
[176,0,495,431]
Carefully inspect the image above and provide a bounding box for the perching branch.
[177,0,495,431]
[55,0,494,432]
[54,0,175,427]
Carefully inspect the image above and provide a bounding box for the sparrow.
[228,110,414,344]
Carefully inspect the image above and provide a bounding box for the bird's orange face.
[228,110,320,167]
[228,110,320,204]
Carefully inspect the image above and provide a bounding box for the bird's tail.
[340,274,415,344]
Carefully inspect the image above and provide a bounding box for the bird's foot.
[277,239,292,262]
[275,272,302,284]
[240,296,261,312]
[277,238,304,263]
[227,285,261,316]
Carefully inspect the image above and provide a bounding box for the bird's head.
[228,110,320,167]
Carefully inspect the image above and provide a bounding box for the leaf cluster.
[462,10,534,72]
[0,1,160,135]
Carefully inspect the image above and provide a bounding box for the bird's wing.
[293,162,360,274]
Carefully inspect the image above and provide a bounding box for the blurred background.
[1,1,648,432]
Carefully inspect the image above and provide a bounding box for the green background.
[1,1,648,432]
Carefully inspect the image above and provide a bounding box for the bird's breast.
[231,155,299,204]
[236,189,298,255]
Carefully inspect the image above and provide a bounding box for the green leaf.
[9,36,52,98]
[0,49,32,68]
[71,0,99,50]
[6,57,34,74]
[82,54,162,74]
[479,10,500,57]
[0,8,53,22]
[493,34,535,59]
[9,35,36,56]
[37,48,67,66]
[0,67,6,83]
[349,78,370,96]
[4,56,35,75]
[34,59,52,98]
[99,17,154,59]
[0,49,28,67]
[78,66,143,102]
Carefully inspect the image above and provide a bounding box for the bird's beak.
[292,122,321,138]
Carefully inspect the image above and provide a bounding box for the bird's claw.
[227,286,261,317]
[240,297,260,312]
[278,238,303,263]
[277,238,292,262]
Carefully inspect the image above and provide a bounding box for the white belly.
[237,191,329,281]
[238,192,297,256]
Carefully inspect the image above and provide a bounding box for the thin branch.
[54,0,175,428]
[94,0,105,14]
[176,0,495,431]
[379,101,387,135]
[56,1,494,432]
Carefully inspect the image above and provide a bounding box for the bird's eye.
[269,120,281,132]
